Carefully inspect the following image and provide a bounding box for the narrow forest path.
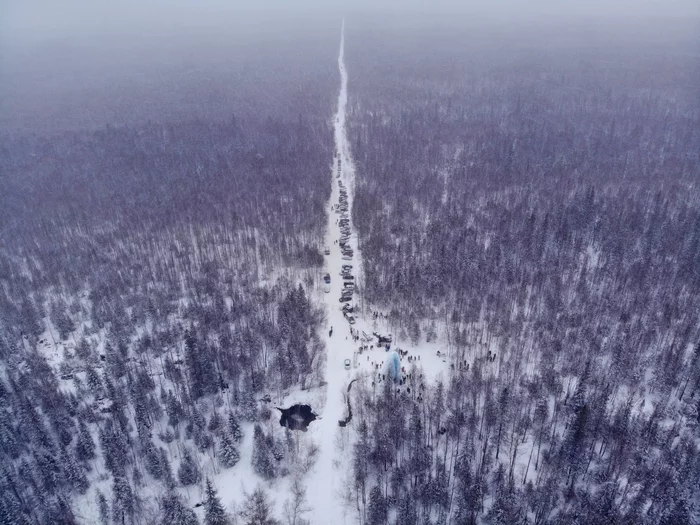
[304,20,362,525]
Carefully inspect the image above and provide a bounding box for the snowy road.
[305,20,362,525]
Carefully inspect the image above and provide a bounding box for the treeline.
[0,113,332,342]
[344,18,700,525]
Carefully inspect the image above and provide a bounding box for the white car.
[324,283,330,293]
[344,359,351,370]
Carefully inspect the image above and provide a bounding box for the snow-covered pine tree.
[75,419,95,462]
[240,391,258,422]
[111,475,136,525]
[145,443,165,480]
[62,451,89,494]
[251,424,275,479]
[227,411,243,443]
[219,431,241,469]
[204,478,230,525]
[178,448,201,486]
[208,410,222,434]
[367,486,387,525]
[86,365,103,395]
[159,493,200,525]
[160,448,176,489]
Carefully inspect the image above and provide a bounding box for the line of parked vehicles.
[331,167,356,324]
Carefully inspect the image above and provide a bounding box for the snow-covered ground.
[303,19,357,525]
[36,20,455,525]
[304,22,457,524]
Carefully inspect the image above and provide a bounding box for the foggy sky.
[1,0,698,134]
[3,0,699,48]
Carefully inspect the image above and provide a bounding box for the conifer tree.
[220,431,241,469]
[204,478,230,525]
[160,493,200,525]
[75,420,95,462]
[178,448,201,486]
[367,486,387,525]
[251,424,275,479]
[227,411,243,443]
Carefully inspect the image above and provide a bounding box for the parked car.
[374,333,393,345]
[344,359,351,370]
[324,283,331,293]
[324,247,330,255]
[324,273,331,284]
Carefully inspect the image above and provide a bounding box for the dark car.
[374,332,393,345]
[324,273,331,284]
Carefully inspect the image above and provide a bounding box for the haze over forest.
[1,1,699,525]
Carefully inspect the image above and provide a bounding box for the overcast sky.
[2,0,699,48]
[1,0,697,134]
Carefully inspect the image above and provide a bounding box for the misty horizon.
[0,3,698,525]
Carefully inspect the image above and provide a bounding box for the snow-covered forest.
[343,16,700,525]
[0,13,339,525]
[1,5,699,525]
